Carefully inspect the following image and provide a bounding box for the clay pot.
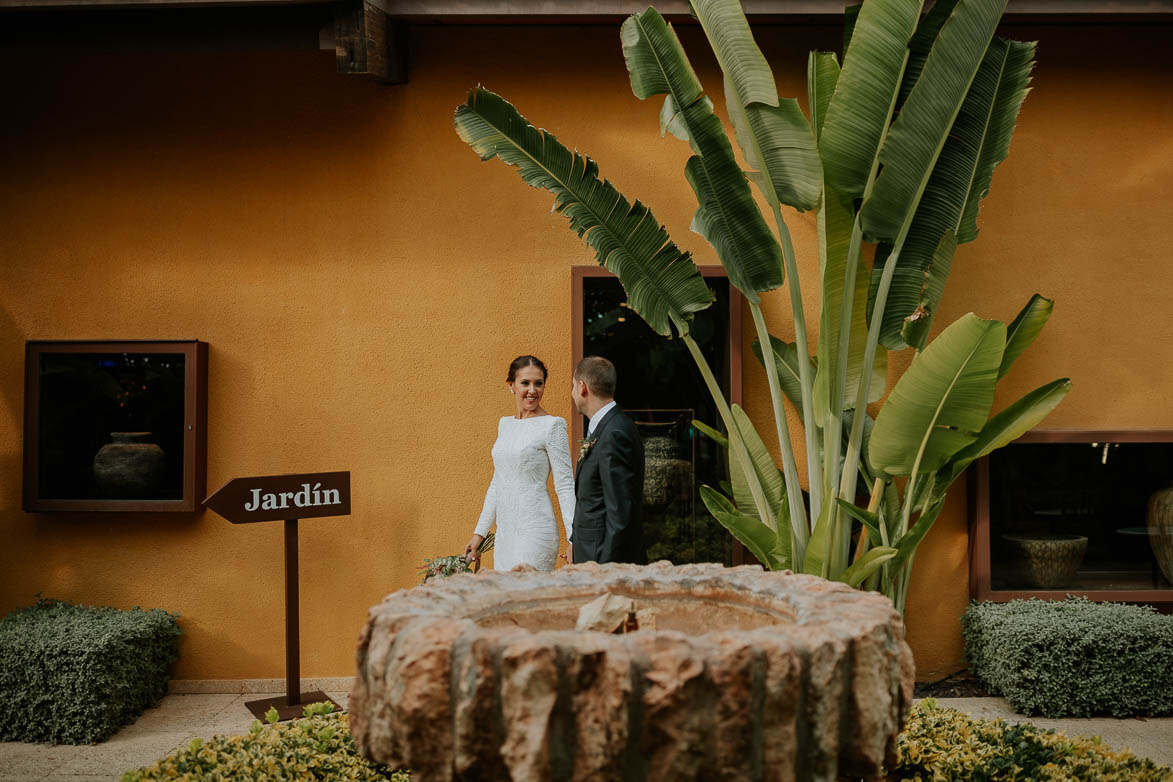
[93,432,165,498]
[1146,485,1173,585]
[1002,533,1088,588]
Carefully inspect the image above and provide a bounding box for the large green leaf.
[730,403,786,524]
[455,87,713,337]
[820,0,923,197]
[836,498,884,547]
[896,0,963,111]
[869,313,1006,476]
[859,0,1010,243]
[697,415,791,544]
[690,0,822,211]
[750,335,813,415]
[870,36,1036,349]
[692,418,728,448]
[802,493,834,576]
[938,377,1071,488]
[890,492,948,567]
[999,293,1053,379]
[700,486,784,569]
[814,185,889,422]
[807,51,840,142]
[957,39,1036,241]
[840,546,899,588]
[621,8,783,301]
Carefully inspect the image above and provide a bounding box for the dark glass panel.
[989,442,1173,591]
[583,276,733,565]
[37,352,186,501]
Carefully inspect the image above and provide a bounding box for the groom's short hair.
[574,356,617,399]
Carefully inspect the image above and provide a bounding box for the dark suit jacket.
[571,405,645,565]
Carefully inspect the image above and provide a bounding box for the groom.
[567,356,645,565]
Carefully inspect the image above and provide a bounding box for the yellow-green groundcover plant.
[895,700,1173,781]
[121,705,409,782]
[123,700,1170,781]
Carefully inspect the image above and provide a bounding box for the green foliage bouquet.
[419,532,494,583]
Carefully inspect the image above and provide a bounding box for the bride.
[464,355,575,572]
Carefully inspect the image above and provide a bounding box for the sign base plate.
[244,691,342,722]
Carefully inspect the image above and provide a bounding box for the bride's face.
[510,365,546,414]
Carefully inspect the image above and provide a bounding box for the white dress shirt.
[587,400,618,438]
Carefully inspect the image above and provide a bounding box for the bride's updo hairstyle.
[507,355,548,383]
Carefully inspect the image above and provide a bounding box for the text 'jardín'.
[244,483,342,512]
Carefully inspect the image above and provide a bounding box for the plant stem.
[838,238,902,530]
[750,302,808,560]
[682,333,774,532]
[771,205,822,524]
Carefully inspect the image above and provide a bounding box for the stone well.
[350,562,914,782]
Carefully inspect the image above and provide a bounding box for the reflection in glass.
[36,353,186,501]
[989,442,1173,591]
[583,276,732,565]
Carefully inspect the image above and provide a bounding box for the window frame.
[23,339,209,513]
[571,265,747,564]
[969,428,1173,607]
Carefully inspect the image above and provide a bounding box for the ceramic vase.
[93,432,165,498]
[1001,533,1088,589]
[642,435,692,509]
[1146,485,1173,585]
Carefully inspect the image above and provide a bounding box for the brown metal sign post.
[205,470,351,721]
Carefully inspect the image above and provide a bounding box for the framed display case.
[23,340,208,512]
[970,429,1173,606]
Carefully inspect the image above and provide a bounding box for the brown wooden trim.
[335,0,408,83]
[968,428,1173,605]
[23,340,208,513]
[1013,429,1173,443]
[968,460,992,599]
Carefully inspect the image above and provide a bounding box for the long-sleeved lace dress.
[474,415,576,572]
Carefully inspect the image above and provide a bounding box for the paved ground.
[0,691,350,782]
[935,697,1173,769]
[1,693,1169,780]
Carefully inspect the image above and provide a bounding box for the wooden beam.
[377,0,1173,18]
[2,0,1171,14]
[335,0,407,84]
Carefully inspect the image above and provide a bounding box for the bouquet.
[419,532,495,584]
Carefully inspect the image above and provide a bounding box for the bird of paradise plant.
[454,0,1070,613]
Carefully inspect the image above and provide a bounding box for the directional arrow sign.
[204,471,350,524]
[203,469,351,721]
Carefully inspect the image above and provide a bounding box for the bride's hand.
[464,534,485,563]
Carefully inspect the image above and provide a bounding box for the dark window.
[582,275,735,565]
[24,340,207,512]
[987,441,1173,593]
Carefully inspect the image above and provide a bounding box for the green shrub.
[122,707,410,782]
[0,597,181,744]
[893,699,1173,781]
[962,597,1173,717]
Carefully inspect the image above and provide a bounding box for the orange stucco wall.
[1,21,1170,682]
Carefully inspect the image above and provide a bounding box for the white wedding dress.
[474,415,576,572]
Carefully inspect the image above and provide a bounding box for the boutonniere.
[577,436,596,465]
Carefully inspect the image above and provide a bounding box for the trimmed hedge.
[0,597,181,744]
[963,597,1173,717]
[895,699,1173,781]
[122,708,410,782]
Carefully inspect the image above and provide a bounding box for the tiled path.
[1,693,1169,780]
